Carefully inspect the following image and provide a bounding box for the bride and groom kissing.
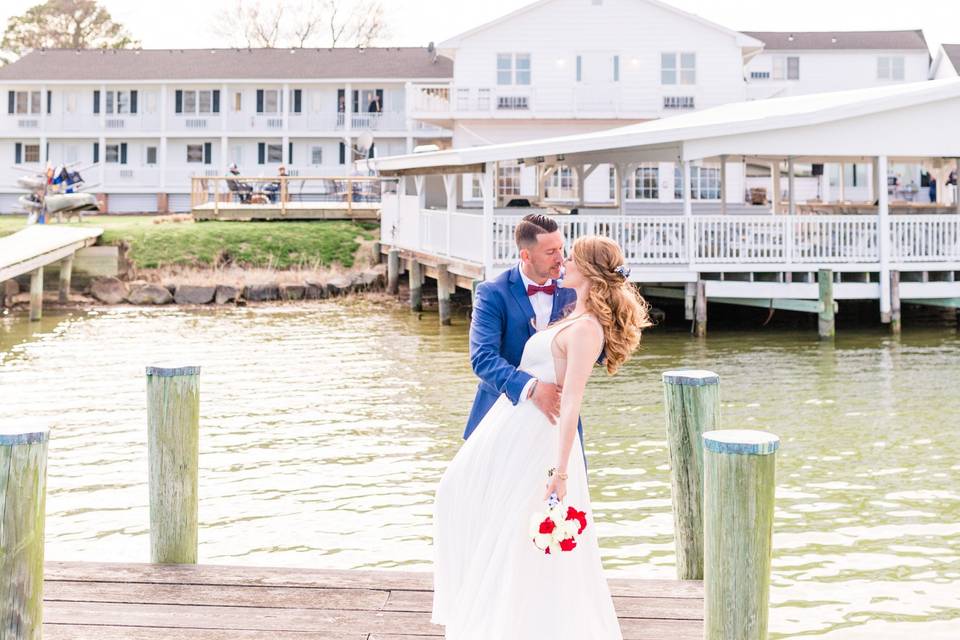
[431,213,652,638]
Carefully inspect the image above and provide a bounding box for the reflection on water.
[1,303,959,638]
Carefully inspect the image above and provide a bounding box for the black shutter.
[93,142,99,163]
[258,142,265,165]
[256,89,264,113]
[175,90,182,114]
[369,142,375,158]
[203,142,212,165]
[93,90,100,114]
[288,142,293,164]
[130,90,138,114]
[120,142,128,165]
[46,91,51,114]
[212,90,220,113]
[293,89,302,114]
[7,91,13,114]
[14,142,22,164]
[45,141,49,162]
[339,142,345,165]
[337,88,344,112]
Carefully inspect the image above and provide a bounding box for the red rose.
[566,507,587,535]
[559,537,577,552]
[544,547,551,555]
[538,517,556,535]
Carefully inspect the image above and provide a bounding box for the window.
[661,52,695,85]
[548,166,575,199]
[633,164,659,199]
[103,90,134,114]
[497,53,512,85]
[198,91,212,113]
[878,56,905,81]
[690,166,720,200]
[515,54,531,85]
[496,53,531,85]
[187,144,204,163]
[663,96,695,109]
[105,144,120,163]
[146,146,157,165]
[471,174,482,199]
[750,70,770,79]
[772,56,800,80]
[576,55,583,82]
[23,144,40,163]
[234,92,242,112]
[498,165,521,196]
[263,90,280,113]
[609,166,617,200]
[674,165,683,199]
[613,55,620,82]
[179,90,216,114]
[267,143,282,163]
[311,146,323,165]
[10,90,41,114]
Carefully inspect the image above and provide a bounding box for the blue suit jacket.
[465,265,580,442]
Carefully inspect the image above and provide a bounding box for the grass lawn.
[0,215,378,269]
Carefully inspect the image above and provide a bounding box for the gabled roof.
[439,0,763,51]
[743,30,928,51]
[0,47,454,81]
[944,44,960,72]
[363,78,960,172]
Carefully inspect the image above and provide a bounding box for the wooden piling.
[146,365,201,564]
[890,271,901,335]
[409,260,423,312]
[703,429,779,640]
[694,280,707,337]
[0,427,50,640]
[58,255,74,304]
[386,250,400,295]
[29,267,43,321]
[437,264,452,326]
[684,282,695,321]
[661,370,721,580]
[818,269,835,339]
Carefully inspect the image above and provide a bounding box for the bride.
[432,235,652,638]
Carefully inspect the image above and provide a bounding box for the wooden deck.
[192,201,380,221]
[0,225,103,282]
[43,561,703,639]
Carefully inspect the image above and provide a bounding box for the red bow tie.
[527,283,556,296]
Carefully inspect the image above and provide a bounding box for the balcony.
[408,84,668,121]
[104,166,161,188]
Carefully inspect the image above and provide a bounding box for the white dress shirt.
[518,264,555,402]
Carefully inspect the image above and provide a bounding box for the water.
[1,302,959,638]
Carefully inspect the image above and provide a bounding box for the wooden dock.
[42,561,703,639]
[192,201,380,221]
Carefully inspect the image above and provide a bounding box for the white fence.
[380,203,960,273]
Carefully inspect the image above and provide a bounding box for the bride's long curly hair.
[570,236,652,374]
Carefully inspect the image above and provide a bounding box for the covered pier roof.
[363,78,960,175]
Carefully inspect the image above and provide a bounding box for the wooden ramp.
[0,225,103,282]
[43,561,704,639]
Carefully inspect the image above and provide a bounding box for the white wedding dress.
[432,315,623,639]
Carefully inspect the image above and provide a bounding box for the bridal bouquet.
[529,494,588,555]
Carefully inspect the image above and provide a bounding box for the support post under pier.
[437,264,452,326]
[890,271,901,335]
[29,266,43,322]
[818,269,835,339]
[409,260,423,312]
[58,255,74,304]
[386,249,400,295]
[694,280,707,337]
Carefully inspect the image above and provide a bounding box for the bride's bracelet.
[547,467,569,481]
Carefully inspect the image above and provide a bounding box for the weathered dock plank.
[43,562,704,639]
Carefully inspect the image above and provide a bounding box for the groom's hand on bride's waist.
[528,380,562,424]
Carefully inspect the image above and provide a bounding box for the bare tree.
[214,0,387,49]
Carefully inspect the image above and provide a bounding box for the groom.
[465,213,579,440]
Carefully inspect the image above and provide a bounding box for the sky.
[1,0,959,55]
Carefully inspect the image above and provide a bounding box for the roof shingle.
[743,30,928,51]
[0,47,453,81]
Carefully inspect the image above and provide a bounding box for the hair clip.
[614,264,631,280]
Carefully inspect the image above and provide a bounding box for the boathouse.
[362,78,960,333]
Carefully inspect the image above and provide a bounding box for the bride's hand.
[544,475,567,502]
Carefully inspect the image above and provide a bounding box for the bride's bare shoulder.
[564,315,604,347]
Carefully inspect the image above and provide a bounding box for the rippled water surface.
[2,302,959,638]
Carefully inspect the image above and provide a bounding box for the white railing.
[890,214,960,262]
[384,205,960,272]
